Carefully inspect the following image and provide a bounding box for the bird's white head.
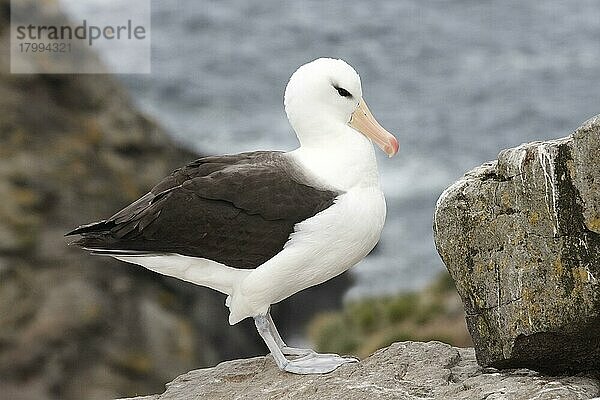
[284,58,399,157]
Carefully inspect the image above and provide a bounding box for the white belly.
[227,186,386,323]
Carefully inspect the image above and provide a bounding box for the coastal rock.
[433,115,600,373]
[119,341,600,400]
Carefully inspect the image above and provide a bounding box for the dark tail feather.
[68,233,116,249]
[65,220,114,236]
[68,234,154,256]
[89,249,158,257]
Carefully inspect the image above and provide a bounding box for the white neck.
[287,123,381,191]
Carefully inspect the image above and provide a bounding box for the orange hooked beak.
[348,100,399,157]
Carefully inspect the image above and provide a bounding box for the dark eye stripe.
[333,85,353,98]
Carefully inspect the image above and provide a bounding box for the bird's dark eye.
[334,85,352,98]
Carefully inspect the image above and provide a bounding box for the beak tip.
[350,99,399,158]
[387,137,399,157]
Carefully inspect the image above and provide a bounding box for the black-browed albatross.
[66,58,399,374]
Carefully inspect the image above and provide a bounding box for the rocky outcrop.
[434,115,600,373]
[119,341,600,400]
[0,2,349,399]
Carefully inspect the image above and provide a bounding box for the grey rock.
[433,115,600,373]
[118,341,600,400]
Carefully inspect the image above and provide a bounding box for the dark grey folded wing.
[66,151,340,269]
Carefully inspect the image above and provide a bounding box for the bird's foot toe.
[283,353,358,374]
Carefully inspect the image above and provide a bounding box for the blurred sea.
[61,0,600,298]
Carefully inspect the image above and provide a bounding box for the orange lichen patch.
[501,190,512,208]
[586,216,600,232]
[528,211,540,225]
[572,266,592,285]
[552,258,564,277]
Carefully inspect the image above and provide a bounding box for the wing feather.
[67,151,340,269]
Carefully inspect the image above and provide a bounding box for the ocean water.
[61,0,600,298]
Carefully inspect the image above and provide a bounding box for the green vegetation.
[308,272,473,358]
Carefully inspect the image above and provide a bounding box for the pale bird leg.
[266,311,315,357]
[254,313,358,374]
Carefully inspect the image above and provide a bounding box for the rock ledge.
[120,341,599,400]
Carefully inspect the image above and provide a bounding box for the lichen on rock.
[434,114,600,373]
